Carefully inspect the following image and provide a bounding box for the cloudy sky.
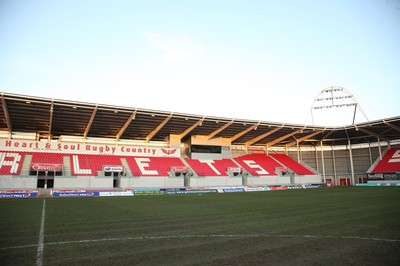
[1,0,399,126]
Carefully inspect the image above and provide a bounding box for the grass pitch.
[1,187,399,265]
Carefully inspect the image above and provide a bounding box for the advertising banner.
[221,187,245,193]
[160,187,186,192]
[383,173,397,180]
[244,187,265,192]
[99,191,134,197]
[0,191,38,198]
[227,167,242,173]
[1,139,180,157]
[368,173,398,180]
[171,166,188,173]
[269,186,288,191]
[164,189,217,195]
[367,173,385,180]
[286,185,304,190]
[134,191,165,196]
[103,165,124,172]
[356,183,400,187]
[31,163,63,171]
[302,184,322,189]
[52,191,100,197]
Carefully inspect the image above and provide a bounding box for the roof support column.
[296,140,300,163]
[320,141,326,184]
[331,146,338,186]
[347,138,356,185]
[377,136,382,160]
[368,142,373,165]
[315,146,319,173]
[48,100,54,141]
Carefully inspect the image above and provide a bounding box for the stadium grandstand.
[0,90,399,197]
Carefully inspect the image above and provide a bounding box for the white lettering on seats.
[72,155,92,175]
[0,152,22,174]
[388,149,400,163]
[134,158,158,175]
[243,160,269,175]
[199,160,221,175]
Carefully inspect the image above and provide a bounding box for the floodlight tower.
[305,86,369,126]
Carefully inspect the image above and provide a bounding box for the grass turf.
[0,187,399,265]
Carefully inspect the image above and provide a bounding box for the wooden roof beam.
[245,127,281,146]
[47,100,54,140]
[146,113,173,142]
[179,117,205,139]
[230,122,261,142]
[266,129,302,148]
[357,126,390,142]
[1,93,12,135]
[116,110,137,141]
[384,121,400,133]
[207,119,234,140]
[286,130,323,147]
[83,104,98,140]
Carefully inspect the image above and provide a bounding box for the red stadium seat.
[0,151,25,175]
[185,158,238,176]
[371,148,400,173]
[31,152,63,164]
[270,154,315,175]
[70,154,124,176]
[234,154,281,176]
[125,156,186,176]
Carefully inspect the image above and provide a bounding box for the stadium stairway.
[120,158,133,177]
[63,156,72,176]
[301,163,318,175]
[180,156,197,177]
[231,158,252,178]
[20,154,31,176]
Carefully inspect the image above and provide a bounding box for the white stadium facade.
[0,91,399,196]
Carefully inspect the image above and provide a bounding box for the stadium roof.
[1,92,399,148]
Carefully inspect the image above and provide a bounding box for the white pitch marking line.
[36,199,46,266]
[1,233,399,251]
